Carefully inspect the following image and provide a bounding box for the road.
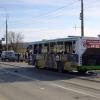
[0,62,100,100]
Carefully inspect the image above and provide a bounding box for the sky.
[0,0,100,42]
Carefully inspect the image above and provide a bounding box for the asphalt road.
[0,62,100,100]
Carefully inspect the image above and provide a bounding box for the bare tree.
[5,31,24,52]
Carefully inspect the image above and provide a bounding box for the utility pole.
[80,0,84,37]
[6,14,8,51]
[0,8,8,50]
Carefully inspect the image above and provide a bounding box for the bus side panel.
[61,55,78,71]
[36,54,57,69]
[36,54,78,72]
[35,54,46,68]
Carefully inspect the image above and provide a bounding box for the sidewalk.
[80,73,100,82]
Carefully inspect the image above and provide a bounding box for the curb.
[77,77,100,83]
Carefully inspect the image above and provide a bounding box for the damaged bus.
[27,37,100,73]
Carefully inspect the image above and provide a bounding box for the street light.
[2,38,5,41]
[0,38,5,52]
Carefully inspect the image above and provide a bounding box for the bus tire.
[35,65,40,69]
[57,61,64,73]
[78,69,87,74]
[58,67,63,73]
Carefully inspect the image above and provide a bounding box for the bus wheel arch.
[57,61,64,73]
[77,67,87,73]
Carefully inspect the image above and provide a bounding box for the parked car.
[1,51,16,62]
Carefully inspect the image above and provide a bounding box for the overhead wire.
[84,0,100,10]
[0,0,99,25]
[9,0,80,25]
[31,0,80,18]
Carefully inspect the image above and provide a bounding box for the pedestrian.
[18,53,20,62]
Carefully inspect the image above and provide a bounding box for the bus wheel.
[35,65,40,69]
[58,68,63,73]
[78,69,87,74]
[35,62,40,69]
[57,61,64,73]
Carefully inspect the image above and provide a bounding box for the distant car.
[1,51,16,62]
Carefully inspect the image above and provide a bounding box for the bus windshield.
[82,48,100,66]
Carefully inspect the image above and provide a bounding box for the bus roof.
[31,36,100,45]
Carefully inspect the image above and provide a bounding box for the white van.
[1,51,16,61]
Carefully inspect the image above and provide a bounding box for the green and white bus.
[27,36,100,73]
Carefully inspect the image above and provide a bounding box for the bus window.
[38,44,42,54]
[65,42,73,53]
[34,45,38,54]
[50,42,55,53]
[42,43,49,53]
[65,41,76,54]
[56,42,65,53]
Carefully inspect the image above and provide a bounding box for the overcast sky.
[0,0,100,42]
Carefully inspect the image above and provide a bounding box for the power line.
[4,0,80,25]
[31,0,79,18]
[85,5,100,10]
[82,0,100,10]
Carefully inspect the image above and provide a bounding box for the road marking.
[2,69,36,81]
[60,80,100,91]
[40,88,45,90]
[51,83,100,99]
